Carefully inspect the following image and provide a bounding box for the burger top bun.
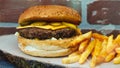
[18,5,81,26]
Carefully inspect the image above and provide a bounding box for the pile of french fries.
[62,31,120,68]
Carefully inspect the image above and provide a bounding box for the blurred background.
[0,0,81,23]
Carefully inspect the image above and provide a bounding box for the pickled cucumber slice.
[31,22,47,26]
[50,22,62,26]
[62,22,77,29]
[20,22,30,26]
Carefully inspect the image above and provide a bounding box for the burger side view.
[16,5,82,57]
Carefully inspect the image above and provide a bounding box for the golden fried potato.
[68,51,80,57]
[79,40,89,53]
[79,40,95,64]
[105,51,116,62]
[92,33,108,41]
[62,54,81,64]
[92,39,102,56]
[113,54,120,64]
[70,31,92,46]
[90,39,102,68]
[109,35,120,54]
[61,32,120,67]
[96,40,107,64]
[115,47,120,54]
[106,35,114,53]
[114,35,120,43]
[90,56,97,68]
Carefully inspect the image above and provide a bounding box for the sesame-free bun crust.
[18,5,81,25]
[18,35,79,57]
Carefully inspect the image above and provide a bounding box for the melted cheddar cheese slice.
[17,22,77,30]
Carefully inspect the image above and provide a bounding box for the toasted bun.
[18,5,81,25]
[18,35,79,57]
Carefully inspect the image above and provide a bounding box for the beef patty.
[18,27,77,40]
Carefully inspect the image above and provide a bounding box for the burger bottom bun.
[18,36,78,57]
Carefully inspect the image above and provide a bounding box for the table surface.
[0,23,17,68]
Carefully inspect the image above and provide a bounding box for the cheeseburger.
[16,5,81,57]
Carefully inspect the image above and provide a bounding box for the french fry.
[70,31,92,47]
[109,35,120,53]
[68,51,80,57]
[114,35,120,45]
[111,35,120,55]
[116,53,120,57]
[96,40,107,64]
[90,39,102,68]
[99,40,107,57]
[113,54,120,64]
[92,33,108,41]
[105,51,116,62]
[90,56,97,68]
[113,56,120,64]
[62,32,120,67]
[96,56,105,65]
[114,34,120,44]
[107,34,120,52]
[76,28,82,35]
[62,54,81,64]
[79,40,89,53]
[79,40,95,64]
[115,47,120,54]
[92,39,102,56]
[62,51,81,64]
[106,35,114,53]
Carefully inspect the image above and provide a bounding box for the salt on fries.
[62,32,120,68]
